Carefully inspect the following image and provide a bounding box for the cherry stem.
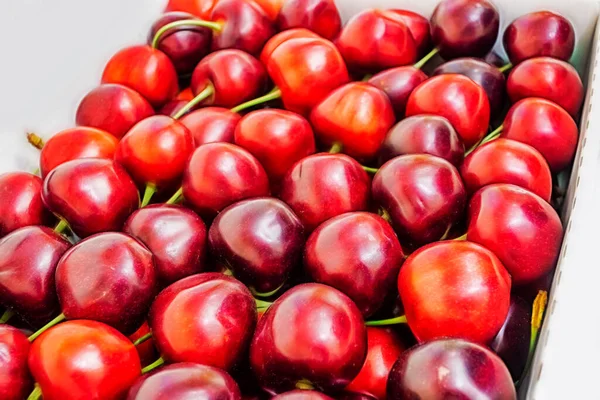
[166,188,184,205]
[255,299,273,309]
[378,208,392,224]
[27,384,42,400]
[133,332,153,346]
[27,132,44,150]
[230,87,282,114]
[54,219,69,235]
[362,166,379,174]
[295,379,315,390]
[151,19,223,49]
[173,84,215,120]
[29,313,66,342]
[518,290,548,385]
[0,309,15,324]
[142,356,165,374]
[251,283,284,298]
[466,125,504,156]
[329,142,343,154]
[414,47,439,70]
[361,74,373,82]
[453,233,468,241]
[141,183,157,208]
[365,315,407,326]
[499,62,513,73]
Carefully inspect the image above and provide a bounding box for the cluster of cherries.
[0,0,582,398]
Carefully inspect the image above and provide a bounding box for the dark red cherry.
[0,172,50,237]
[368,66,428,118]
[181,107,241,147]
[0,325,32,400]
[277,0,342,40]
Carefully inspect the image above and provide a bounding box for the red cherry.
[0,325,32,400]
[278,0,342,40]
[181,107,241,146]
[368,66,428,119]
[406,74,491,148]
[504,11,575,64]
[75,84,154,139]
[165,0,218,19]
[279,153,371,233]
[159,99,194,117]
[345,328,406,400]
[390,10,431,57]
[336,9,417,72]
[250,283,367,393]
[399,241,511,343]
[0,172,50,237]
[461,138,552,201]
[102,45,179,107]
[42,159,139,237]
[260,28,319,65]
[28,320,141,400]
[182,143,270,218]
[176,87,194,101]
[501,98,578,172]
[128,322,158,367]
[339,393,377,400]
[304,212,405,317]
[507,57,583,117]
[149,273,257,370]
[273,391,334,400]
[40,127,118,177]
[252,0,283,21]
[467,184,563,285]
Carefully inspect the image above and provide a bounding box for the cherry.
[387,339,516,399]
[273,391,334,400]
[181,107,241,146]
[378,115,464,167]
[54,232,156,335]
[75,84,154,139]
[181,143,270,218]
[432,57,506,117]
[28,320,141,400]
[124,204,207,286]
[368,66,428,118]
[279,153,371,233]
[278,0,341,40]
[102,45,179,107]
[406,74,491,148]
[209,198,304,294]
[176,87,194,101]
[345,328,406,400]
[127,362,242,400]
[507,57,584,117]
[390,10,431,57]
[252,0,283,21]
[504,11,575,64]
[234,109,316,185]
[0,172,50,237]
[250,283,367,393]
[467,184,563,285]
[149,12,212,75]
[430,0,500,58]
[42,159,139,237]
[129,322,158,366]
[398,241,511,343]
[310,82,395,161]
[40,127,119,177]
[339,393,377,400]
[260,28,319,66]
[372,155,466,248]
[501,97,579,172]
[336,9,417,72]
[165,0,218,19]
[484,51,505,67]
[0,226,70,325]
[149,273,257,370]
[304,212,404,317]
[159,99,193,117]
[461,138,552,201]
[0,325,32,400]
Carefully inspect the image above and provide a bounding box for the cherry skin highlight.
[0,325,32,400]
[181,107,240,147]
[278,0,342,40]
[368,66,428,118]
[0,172,50,237]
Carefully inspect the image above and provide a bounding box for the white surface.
[0,0,599,399]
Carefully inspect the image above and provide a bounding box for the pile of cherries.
[0,0,583,398]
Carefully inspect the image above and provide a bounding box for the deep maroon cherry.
[180,107,241,147]
[368,66,428,118]
[277,0,342,40]
[0,172,50,237]
[0,325,32,400]
[273,391,334,400]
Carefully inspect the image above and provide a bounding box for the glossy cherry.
[124,204,207,286]
[279,153,371,233]
[390,10,431,57]
[368,66,428,118]
[507,57,584,117]
[260,28,319,66]
[461,138,552,201]
[278,0,341,40]
[504,11,575,64]
[149,273,257,370]
[372,155,466,248]
[273,391,334,400]
[252,0,283,21]
[0,226,70,325]
[502,97,578,172]
[310,82,395,160]
[406,74,490,148]
[76,84,154,139]
[378,115,464,167]
[430,0,500,58]
[304,212,404,317]
[209,198,304,293]
[42,159,139,237]
[250,283,367,393]
[129,322,158,366]
[336,9,417,72]
[102,45,178,107]
[29,320,141,400]
[165,0,218,19]
[339,393,377,400]
[0,172,50,237]
[387,339,516,399]
[0,325,32,400]
[467,184,563,285]
[40,127,119,177]
[181,107,241,146]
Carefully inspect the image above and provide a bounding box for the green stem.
[414,47,439,70]
[519,290,548,385]
[152,19,223,48]
[453,233,468,241]
[53,219,69,235]
[142,356,165,374]
[362,74,373,82]
[251,283,284,298]
[365,315,407,326]
[362,166,379,174]
[27,384,42,400]
[27,133,44,150]
[141,183,157,208]
[133,332,153,346]
[329,142,343,154]
[0,309,15,324]
[468,125,504,156]
[173,84,215,120]
[29,313,66,342]
[255,299,273,309]
[499,62,513,73]
[166,187,184,205]
[230,88,282,114]
[378,208,392,224]
[295,379,315,390]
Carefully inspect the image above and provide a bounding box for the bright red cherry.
[278,0,342,40]
[273,391,334,400]
[252,0,283,21]
[0,325,32,400]
[390,10,431,56]
[181,107,241,147]
[368,66,428,118]
[0,172,50,237]
[165,0,218,19]
[260,28,319,66]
